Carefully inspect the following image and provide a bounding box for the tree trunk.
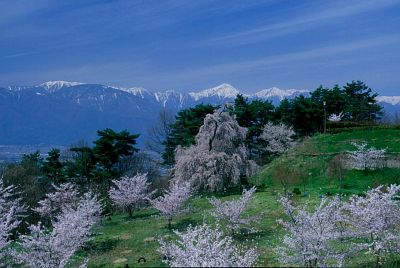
[168,218,172,230]
[128,207,133,218]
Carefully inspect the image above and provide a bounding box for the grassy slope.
[81,128,400,267]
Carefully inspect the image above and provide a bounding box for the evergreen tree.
[92,128,139,171]
[42,149,63,183]
[276,96,322,136]
[310,85,346,117]
[67,145,96,184]
[67,129,140,189]
[228,94,274,160]
[342,80,382,121]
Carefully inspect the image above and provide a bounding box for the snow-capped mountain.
[253,87,309,100]
[0,81,397,146]
[40,81,84,91]
[188,83,240,101]
[376,96,400,106]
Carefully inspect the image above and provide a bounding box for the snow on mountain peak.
[189,83,240,101]
[376,96,400,106]
[253,87,308,100]
[40,81,84,91]
[119,87,151,98]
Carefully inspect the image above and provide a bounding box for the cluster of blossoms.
[12,183,102,268]
[328,112,344,122]
[258,122,296,155]
[347,142,386,170]
[277,185,400,267]
[209,186,259,235]
[173,111,259,192]
[150,182,192,229]
[0,178,26,264]
[342,185,400,266]
[159,223,259,267]
[109,173,155,217]
[34,182,80,218]
[276,196,347,267]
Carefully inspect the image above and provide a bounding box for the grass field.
[80,128,400,267]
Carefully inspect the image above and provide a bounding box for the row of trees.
[105,173,261,266]
[104,171,400,267]
[277,185,400,267]
[1,128,155,222]
[160,81,382,165]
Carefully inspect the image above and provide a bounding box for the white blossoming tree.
[258,122,295,155]
[34,182,80,218]
[13,192,102,268]
[276,196,348,267]
[158,223,259,267]
[342,185,400,266]
[109,173,155,217]
[173,111,259,192]
[328,112,344,122]
[0,178,25,265]
[347,142,386,170]
[209,186,259,235]
[150,182,191,229]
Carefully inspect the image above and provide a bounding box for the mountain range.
[1,81,399,147]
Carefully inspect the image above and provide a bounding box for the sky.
[0,0,400,95]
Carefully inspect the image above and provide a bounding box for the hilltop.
[80,127,400,267]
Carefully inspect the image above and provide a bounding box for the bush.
[292,188,301,195]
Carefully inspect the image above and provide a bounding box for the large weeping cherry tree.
[158,223,259,267]
[173,111,259,192]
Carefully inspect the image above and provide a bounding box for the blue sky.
[0,0,399,95]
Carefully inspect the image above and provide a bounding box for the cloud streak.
[167,34,400,81]
[202,0,400,46]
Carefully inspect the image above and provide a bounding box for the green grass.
[82,128,400,267]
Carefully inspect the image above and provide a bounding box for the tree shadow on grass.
[234,228,275,241]
[172,218,199,231]
[82,237,120,254]
[124,210,159,221]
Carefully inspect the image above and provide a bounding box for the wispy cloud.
[2,51,41,59]
[167,34,400,81]
[202,0,400,46]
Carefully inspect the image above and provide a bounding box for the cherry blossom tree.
[0,178,25,265]
[109,173,155,217]
[347,142,386,170]
[13,192,102,268]
[150,182,191,229]
[276,196,348,267]
[158,223,259,267]
[342,185,400,266]
[209,186,259,235]
[173,111,259,192]
[258,122,295,155]
[34,182,80,218]
[328,112,344,122]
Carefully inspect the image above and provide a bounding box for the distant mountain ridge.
[0,81,398,146]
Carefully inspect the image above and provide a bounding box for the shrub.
[292,188,301,195]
